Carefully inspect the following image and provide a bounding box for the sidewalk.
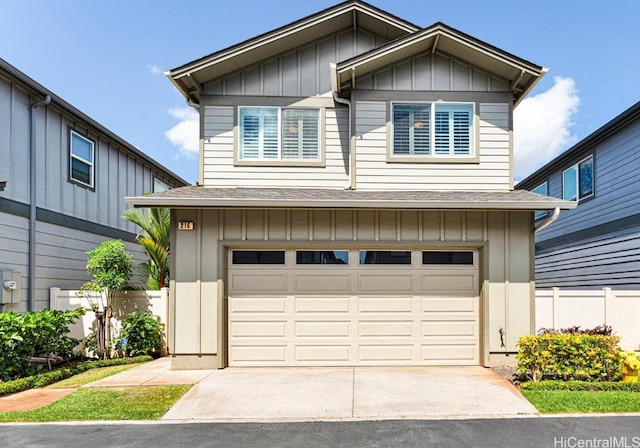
[0,358,215,413]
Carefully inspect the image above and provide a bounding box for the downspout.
[330,63,353,189]
[535,207,560,233]
[29,94,51,311]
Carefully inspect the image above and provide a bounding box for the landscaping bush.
[0,356,152,396]
[0,308,85,382]
[516,333,621,382]
[537,325,614,336]
[116,310,164,357]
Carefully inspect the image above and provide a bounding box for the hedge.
[516,333,621,382]
[521,380,640,392]
[0,356,152,396]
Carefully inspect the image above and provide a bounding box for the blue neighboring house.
[517,101,640,289]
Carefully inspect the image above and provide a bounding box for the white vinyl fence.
[50,287,169,354]
[536,288,640,350]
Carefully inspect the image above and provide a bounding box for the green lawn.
[522,390,640,413]
[46,364,139,388]
[0,385,191,422]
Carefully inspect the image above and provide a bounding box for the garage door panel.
[295,297,350,314]
[295,345,351,362]
[422,297,477,313]
[421,321,477,337]
[230,272,288,292]
[358,321,414,338]
[358,345,415,362]
[230,297,287,314]
[421,272,477,294]
[230,321,287,338]
[359,297,414,313]
[294,273,351,292]
[295,321,350,338]
[421,344,478,363]
[358,274,414,292]
[230,345,287,364]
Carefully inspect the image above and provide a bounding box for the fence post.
[603,287,613,325]
[551,287,560,328]
[49,287,61,310]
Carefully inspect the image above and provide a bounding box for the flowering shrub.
[516,333,621,382]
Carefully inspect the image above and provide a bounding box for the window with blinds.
[392,103,474,158]
[239,107,319,161]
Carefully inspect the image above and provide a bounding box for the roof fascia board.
[126,196,576,211]
[337,25,542,77]
[517,101,640,189]
[169,1,419,81]
[0,58,188,185]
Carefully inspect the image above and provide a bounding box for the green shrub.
[0,308,85,382]
[516,333,621,382]
[521,380,640,392]
[116,311,164,357]
[0,356,152,396]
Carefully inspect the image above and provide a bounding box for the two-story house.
[127,0,574,369]
[0,58,187,313]
[517,101,640,289]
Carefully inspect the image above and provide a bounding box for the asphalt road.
[2,416,640,448]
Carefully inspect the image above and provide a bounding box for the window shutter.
[453,108,472,156]
[393,105,430,155]
[261,111,279,159]
[434,104,473,156]
[393,107,410,155]
[434,109,450,155]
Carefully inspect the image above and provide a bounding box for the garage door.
[228,249,479,366]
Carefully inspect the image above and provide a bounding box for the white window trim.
[562,155,594,202]
[390,101,476,159]
[237,106,321,162]
[69,130,95,188]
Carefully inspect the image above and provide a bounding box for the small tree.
[81,240,133,359]
[122,208,170,289]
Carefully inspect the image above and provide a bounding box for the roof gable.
[335,22,546,106]
[167,0,419,102]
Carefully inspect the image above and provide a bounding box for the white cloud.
[165,107,199,157]
[514,76,580,181]
[147,64,162,75]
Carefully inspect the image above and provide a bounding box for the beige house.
[127,0,575,369]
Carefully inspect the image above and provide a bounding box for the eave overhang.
[126,187,577,211]
[166,0,419,104]
[335,22,546,107]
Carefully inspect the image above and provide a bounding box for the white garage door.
[228,249,479,366]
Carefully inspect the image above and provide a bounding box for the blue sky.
[2,0,639,183]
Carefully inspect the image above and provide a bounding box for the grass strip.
[521,380,640,392]
[522,390,640,414]
[46,364,139,388]
[0,356,152,396]
[0,385,191,422]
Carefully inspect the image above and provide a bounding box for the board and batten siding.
[202,105,350,188]
[0,73,179,235]
[0,211,146,312]
[354,101,511,190]
[170,208,533,368]
[204,29,389,97]
[357,52,510,92]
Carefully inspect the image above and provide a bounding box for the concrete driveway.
[162,366,537,422]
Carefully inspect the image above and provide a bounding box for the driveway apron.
[162,366,537,422]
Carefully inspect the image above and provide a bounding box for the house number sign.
[178,221,194,231]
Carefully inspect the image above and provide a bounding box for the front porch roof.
[126,186,577,211]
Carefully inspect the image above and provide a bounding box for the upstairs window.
[153,178,171,193]
[532,182,549,220]
[69,130,95,188]
[239,107,319,161]
[392,103,474,158]
[563,156,594,201]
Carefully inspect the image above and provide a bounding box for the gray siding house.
[0,58,188,312]
[517,101,640,289]
[128,0,574,369]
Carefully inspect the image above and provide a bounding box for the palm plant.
[122,208,170,289]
